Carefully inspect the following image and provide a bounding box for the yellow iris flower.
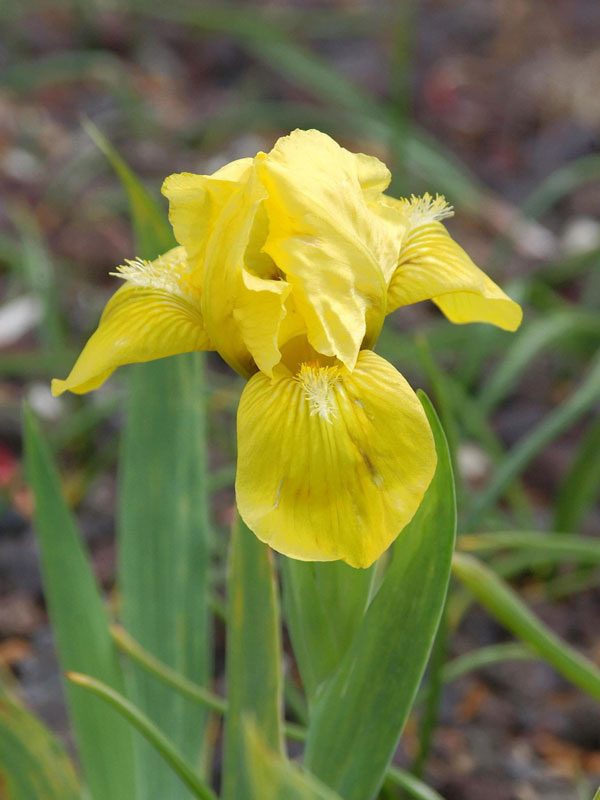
[52,129,522,568]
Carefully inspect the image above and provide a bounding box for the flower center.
[296,362,343,423]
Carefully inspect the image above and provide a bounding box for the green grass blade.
[386,767,447,800]
[458,532,600,563]
[223,518,283,800]
[0,679,80,800]
[243,721,341,800]
[282,558,373,706]
[111,625,226,716]
[554,418,600,533]
[88,126,212,798]
[452,553,600,701]
[66,673,217,800]
[465,350,600,531]
[304,393,456,800]
[112,623,307,744]
[23,406,136,800]
[521,154,600,219]
[479,310,600,413]
[441,643,537,684]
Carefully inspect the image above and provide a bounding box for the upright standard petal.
[387,194,522,331]
[257,130,404,370]
[236,350,437,568]
[51,247,211,396]
[201,171,292,378]
[161,158,253,282]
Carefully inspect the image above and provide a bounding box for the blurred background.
[1,1,599,798]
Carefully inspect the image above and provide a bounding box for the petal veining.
[236,349,437,568]
[387,217,522,331]
[51,248,210,396]
[161,158,253,283]
[200,171,291,377]
[257,130,404,370]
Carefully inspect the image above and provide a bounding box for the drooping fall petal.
[387,195,522,331]
[235,350,437,568]
[51,247,210,396]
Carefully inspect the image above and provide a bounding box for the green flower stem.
[110,625,307,743]
[65,672,218,800]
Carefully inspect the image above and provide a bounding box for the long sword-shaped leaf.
[0,679,80,800]
[243,721,340,800]
[452,553,600,701]
[223,518,283,800]
[282,558,373,706]
[81,117,173,257]
[23,407,136,800]
[304,393,456,800]
[86,123,212,799]
[119,353,211,800]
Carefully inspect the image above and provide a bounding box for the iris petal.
[51,249,210,396]
[235,349,436,568]
[161,158,253,281]
[387,220,522,331]
[257,130,404,370]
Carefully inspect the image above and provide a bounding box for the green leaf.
[458,532,600,564]
[521,154,600,219]
[304,393,456,800]
[66,673,217,800]
[88,123,212,799]
[385,767,447,800]
[478,310,600,413]
[81,117,174,258]
[23,406,136,800]
[88,125,212,799]
[242,720,341,800]
[554,418,600,533]
[223,518,283,800]
[119,354,211,799]
[0,678,80,800]
[111,624,307,744]
[452,553,600,701]
[465,349,600,531]
[441,642,537,684]
[281,558,374,705]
